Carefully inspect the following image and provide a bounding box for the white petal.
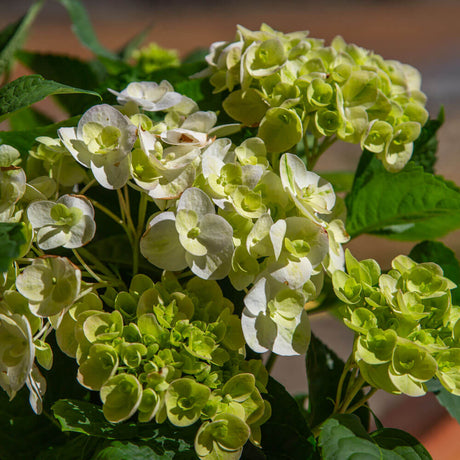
[27,201,55,228]
[241,309,277,354]
[244,277,268,315]
[181,111,217,132]
[160,128,208,147]
[177,188,215,219]
[64,215,96,248]
[36,226,71,250]
[58,127,91,168]
[272,310,311,356]
[90,155,131,190]
[269,258,313,290]
[140,212,187,272]
[58,194,94,218]
[269,219,286,261]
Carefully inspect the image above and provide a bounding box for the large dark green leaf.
[346,151,460,241]
[57,0,118,60]
[16,51,101,115]
[0,0,44,77]
[92,440,195,460]
[409,240,460,304]
[0,116,80,161]
[0,222,27,272]
[36,435,101,460]
[371,428,432,459]
[319,414,381,459]
[260,377,318,459]
[411,108,444,174]
[52,399,196,455]
[319,415,432,459]
[0,75,100,122]
[0,387,67,460]
[306,333,369,429]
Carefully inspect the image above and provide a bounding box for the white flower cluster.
[56,80,349,356]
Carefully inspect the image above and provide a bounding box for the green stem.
[346,387,377,414]
[79,178,97,195]
[77,247,117,279]
[72,249,103,283]
[303,133,310,159]
[337,374,365,414]
[265,352,278,374]
[90,198,124,227]
[137,193,148,237]
[334,355,353,412]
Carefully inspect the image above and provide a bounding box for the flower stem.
[346,387,378,414]
[79,178,97,195]
[334,355,353,412]
[72,249,103,283]
[90,198,124,227]
[265,352,278,374]
[337,374,365,414]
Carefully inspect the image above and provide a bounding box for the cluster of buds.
[333,250,460,396]
[201,24,428,171]
[62,273,270,460]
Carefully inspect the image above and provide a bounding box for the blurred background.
[2,0,460,458]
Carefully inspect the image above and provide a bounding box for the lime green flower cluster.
[60,272,270,459]
[131,42,180,74]
[332,250,460,397]
[201,24,428,171]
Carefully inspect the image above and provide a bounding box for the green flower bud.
[83,310,124,343]
[165,378,211,427]
[100,373,143,423]
[194,413,250,459]
[78,343,119,390]
[258,107,302,154]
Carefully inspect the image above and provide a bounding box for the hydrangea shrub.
[0,4,458,459]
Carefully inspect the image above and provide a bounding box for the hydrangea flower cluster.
[1,255,82,413]
[332,250,460,397]
[201,24,428,171]
[60,273,270,459]
[32,78,347,357]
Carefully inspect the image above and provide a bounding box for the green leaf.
[36,435,102,460]
[57,0,118,60]
[92,440,195,460]
[0,116,80,161]
[16,51,100,115]
[0,387,67,460]
[0,0,45,77]
[371,428,432,459]
[409,241,460,304]
[346,151,460,240]
[52,399,196,456]
[0,222,27,272]
[319,415,433,460]
[260,377,318,459]
[8,107,53,130]
[0,75,100,122]
[319,414,381,459]
[306,333,369,429]
[411,107,444,174]
[320,171,355,193]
